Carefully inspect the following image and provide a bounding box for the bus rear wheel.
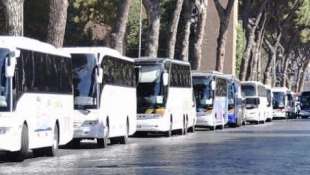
[46,124,59,157]
[7,124,29,162]
[182,118,188,135]
[120,122,129,144]
[165,119,172,137]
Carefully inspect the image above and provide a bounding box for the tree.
[191,0,208,70]
[166,0,184,59]
[47,0,69,47]
[143,0,160,57]
[214,0,236,72]
[2,0,24,36]
[178,0,194,61]
[110,0,131,54]
[238,0,268,81]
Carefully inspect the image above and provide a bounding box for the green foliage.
[126,0,143,56]
[236,21,246,75]
[296,0,310,26]
[65,0,119,46]
[296,0,310,43]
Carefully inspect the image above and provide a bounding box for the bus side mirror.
[5,53,17,78]
[96,66,103,83]
[211,80,216,91]
[163,72,169,86]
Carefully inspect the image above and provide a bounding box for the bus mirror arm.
[163,72,169,86]
[5,56,17,78]
[95,66,103,84]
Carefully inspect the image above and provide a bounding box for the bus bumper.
[136,115,168,132]
[196,113,215,127]
[273,111,286,118]
[299,110,310,118]
[0,126,21,152]
[73,121,107,139]
[244,110,259,122]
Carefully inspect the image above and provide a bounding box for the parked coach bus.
[63,47,136,147]
[135,58,196,137]
[224,75,244,127]
[241,81,267,124]
[0,36,73,161]
[193,72,228,130]
[272,87,290,119]
[299,91,310,118]
[264,85,273,122]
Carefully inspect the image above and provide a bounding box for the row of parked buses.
[0,36,307,162]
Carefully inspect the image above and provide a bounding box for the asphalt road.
[1,119,310,175]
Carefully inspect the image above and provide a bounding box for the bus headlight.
[82,120,99,126]
[0,127,11,135]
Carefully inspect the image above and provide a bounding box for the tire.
[7,124,29,162]
[67,139,80,148]
[46,124,59,157]
[189,124,196,133]
[120,121,129,144]
[165,118,172,137]
[32,148,45,157]
[97,138,108,148]
[98,121,109,148]
[182,117,188,135]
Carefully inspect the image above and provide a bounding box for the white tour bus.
[135,58,196,137]
[272,87,290,119]
[0,36,73,161]
[265,85,273,122]
[241,81,268,124]
[192,72,229,129]
[63,47,136,147]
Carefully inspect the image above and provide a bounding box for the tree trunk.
[191,0,208,70]
[298,59,310,92]
[143,0,160,57]
[214,0,235,72]
[239,0,268,80]
[47,0,69,48]
[111,0,131,54]
[2,0,24,36]
[179,0,194,61]
[250,13,266,81]
[262,33,281,86]
[166,0,184,59]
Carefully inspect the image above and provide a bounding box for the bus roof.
[135,57,190,66]
[192,71,228,80]
[62,47,134,62]
[241,81,265,86]
[0,36,70,58]
[272,87,290,93]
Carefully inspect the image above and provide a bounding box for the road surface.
[1,119,310,175]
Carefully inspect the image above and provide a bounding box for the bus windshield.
[241,84,256,97]
[72,54,97,109]
[193,76,213,112]
[0,49,9,111]
[137,65,165,113]
[300,92,310,110]
[273,92,285,109]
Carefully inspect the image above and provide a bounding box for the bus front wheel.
[7,124,29,162]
